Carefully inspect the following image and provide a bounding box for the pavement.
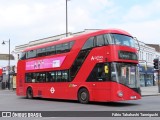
[141,85,160,96]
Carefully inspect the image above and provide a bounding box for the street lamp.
[2,39,10,90]
[66,0,70,37]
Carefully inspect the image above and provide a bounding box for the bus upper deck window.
[27,50,37,58]
[82,37,94,50]
[19,52,26,60]
[104,34,114,44]
[96,35,105,46]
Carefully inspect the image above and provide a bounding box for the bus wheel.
[26,87,33,99]
[78,88,89,104]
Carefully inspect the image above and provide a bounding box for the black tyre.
[78,88,89,104]
[26,87,33,99]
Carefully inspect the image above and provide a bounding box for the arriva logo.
[91,56,103,61]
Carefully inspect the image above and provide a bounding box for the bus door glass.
[87,63,110,101]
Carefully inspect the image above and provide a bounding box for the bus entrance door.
[91,64,111,101]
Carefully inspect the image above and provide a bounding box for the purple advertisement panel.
[26,56,66,70]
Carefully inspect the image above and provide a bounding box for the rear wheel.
[26,87,33,99]
[78,88,89,104]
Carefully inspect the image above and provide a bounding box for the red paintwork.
[16,29,141,102]
[0,68,2,76]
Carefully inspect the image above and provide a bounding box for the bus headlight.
[117,91,123,97]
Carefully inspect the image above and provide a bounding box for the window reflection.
[25,70,69,83]
[111,63,139,88]
[111,34,135,48]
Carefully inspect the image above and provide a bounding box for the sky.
[0,0,160,66]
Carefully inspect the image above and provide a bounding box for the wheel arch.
[77,86,90,103]
[26,86,34,98]
[77,86,89,94]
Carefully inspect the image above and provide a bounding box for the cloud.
[0,0,160,57]
[0,4,31,27]
[108,19,160,44]
[4,0,113,42]
[0,0,113,32]
[122,0,160,22]
[0,2,49,28]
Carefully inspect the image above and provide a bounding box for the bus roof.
[23,29,132,52]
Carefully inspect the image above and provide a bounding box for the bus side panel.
[16,60,26,96]
[111,82,141,101]
[68,46,112,102]
[32,83,69,99]
[89,82,111,102]
[66,82,111,102]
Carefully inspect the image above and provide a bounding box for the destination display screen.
[118,51,138,60]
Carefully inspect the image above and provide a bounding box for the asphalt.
[141,85,160,96]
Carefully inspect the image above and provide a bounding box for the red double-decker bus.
[16,29,141,103]
[0,68,2,82]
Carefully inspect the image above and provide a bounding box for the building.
[136,41,154,87]
[147,44,160,53]
[146,44,160,85]
[136,42,160,87]
[0,53,15,89]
